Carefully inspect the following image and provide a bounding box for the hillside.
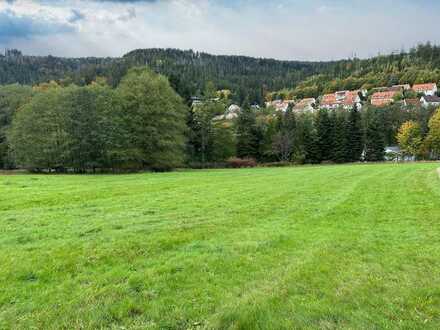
[2,43,440,104]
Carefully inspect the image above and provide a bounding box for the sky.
[0,0,440,61]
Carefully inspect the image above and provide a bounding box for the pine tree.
[365,110,385,162]
[236,104,259,159]
[315,109,333,162]
[304,128,320,164]
[331,112,348,163]
[346,105,363,162]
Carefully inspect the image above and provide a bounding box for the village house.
[293,98,316,112]
[266,99,295,112]
[412,83,438,96]
[342,90,363,109]
[420,95,440,108]
[403,98,421,107]
[393,84,411,91]
[372,86,402,93]
[371,91,399,106]
[320,93,339,109]
[213,104,241,121]
[320,90,363,110]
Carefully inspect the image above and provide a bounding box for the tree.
[8,88,68,171]
[397,121,423,160]
[272,108,296,161]
[331,111,348,163]
[210,122,236,162]
[117,67,188,170]
[188,84,225,164]
[426,109,440,159]
[346,105,363,162]
[0,84,33,168]
[364,110,385,162]
[62,83,127,172]
[315,109,333,162]
[236,104,259,159]
[298,113,320,164]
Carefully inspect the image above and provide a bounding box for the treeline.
[187,97,440,166]
[5,43,440,105]
[2,68,187,172]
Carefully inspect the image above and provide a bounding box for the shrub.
[227,157,257,168]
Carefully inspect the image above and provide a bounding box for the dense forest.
[3,43,440,104]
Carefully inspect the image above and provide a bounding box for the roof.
[371,91,398,106]
[413,83,437,91]
[321,94,337,106]
[405,98,420,106]
[372,86,402,93]
[343,91,360,105]
[294,98,315,110]
[371,91,398,99]
[422,95,440,103]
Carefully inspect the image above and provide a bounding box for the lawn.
[1,163,440,329]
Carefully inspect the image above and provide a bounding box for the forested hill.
[2,43,440,104]
[0,48,333,103]
[122,49,333,102]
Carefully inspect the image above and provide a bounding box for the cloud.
[68,9,85,23]
[1,0,440,60]
[0,9,74,43]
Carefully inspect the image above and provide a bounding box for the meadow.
[1,163,440,329]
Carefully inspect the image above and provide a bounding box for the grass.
[1,163,440,329]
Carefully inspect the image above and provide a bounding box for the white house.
[266,100,294,112]
[293,98,316,112]
[420,95,440,108]
[413,83,438,96]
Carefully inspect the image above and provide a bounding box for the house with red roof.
[371,91,399,107]
[320,93,339,109]
[412,83,438,96]
[320,90,362,110]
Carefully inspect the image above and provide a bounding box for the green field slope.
[1,163,440,329]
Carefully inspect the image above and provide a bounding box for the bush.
[227,157,257,168]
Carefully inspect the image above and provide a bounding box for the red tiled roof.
[371,91,398,106]
[321,93,337,106]
[343,91,359,105]
[405,98,420,106]
[413,83,437,92]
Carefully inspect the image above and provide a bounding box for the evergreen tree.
[303,128,320,164]
[365,110,385,162]
[315,109,333,162]
[236,104,259,159]
[272,108,296,161]
[332,112,349,163]
[346,105,363,162]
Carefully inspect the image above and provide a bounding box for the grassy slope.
[1,163,440,329]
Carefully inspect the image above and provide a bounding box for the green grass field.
[1,163,440,329]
